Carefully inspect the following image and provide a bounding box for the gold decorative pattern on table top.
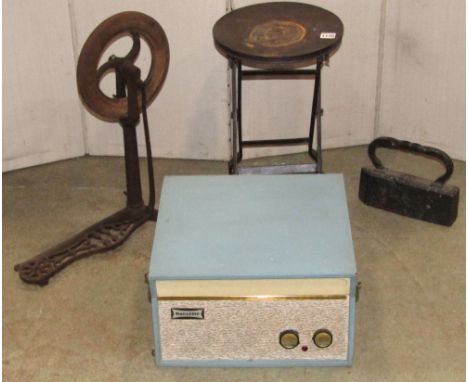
[246,20,306,49]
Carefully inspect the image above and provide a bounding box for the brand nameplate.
[171,308,204,320]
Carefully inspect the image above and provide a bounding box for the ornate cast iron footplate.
[14,12,170,286]
[14,207,154,286]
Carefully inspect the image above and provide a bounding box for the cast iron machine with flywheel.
[14,12,170,286]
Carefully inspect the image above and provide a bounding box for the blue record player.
[148,174,357,367]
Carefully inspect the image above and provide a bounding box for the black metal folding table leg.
[308,58,323,171]
[237,60,244,163]
[229,58,325,175]
[229,59,241,174]
[316,82,323,173]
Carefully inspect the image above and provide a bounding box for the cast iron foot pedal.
[14,206,156,286]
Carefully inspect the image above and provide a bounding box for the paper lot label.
[320,32,336,39]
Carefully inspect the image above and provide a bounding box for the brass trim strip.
[158,295,347,301]
[156,279,351,299]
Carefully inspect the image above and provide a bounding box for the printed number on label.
[320,32,336,39]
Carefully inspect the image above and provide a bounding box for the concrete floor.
[3,146,465,381]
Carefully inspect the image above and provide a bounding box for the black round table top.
[213,2,343,68]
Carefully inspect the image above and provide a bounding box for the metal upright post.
[116,63,145,208]
[121,121,144,208]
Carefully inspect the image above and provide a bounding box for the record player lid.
[150,174,356,281]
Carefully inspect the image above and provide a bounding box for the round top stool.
[212,2,344,174]
[213,2,343,69]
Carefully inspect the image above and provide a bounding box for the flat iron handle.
[368,136,454,185]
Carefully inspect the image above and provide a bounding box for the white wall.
[377,0,465,159]
[3,0,85,172]
[2,0,465,172]
[69,0,230,160]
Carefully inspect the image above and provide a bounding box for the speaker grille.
[158,298,349,361]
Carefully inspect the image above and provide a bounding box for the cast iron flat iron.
[359,137,459,226]
[14,12,170,285]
